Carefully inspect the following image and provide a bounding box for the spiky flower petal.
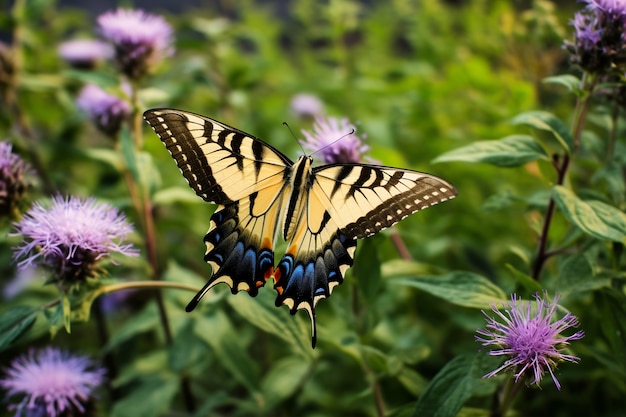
[12,195,138,284]
[476,293,584,390]
[0,347,105,417]
[290,93,324,119]
[300,116,369,164]
[97,8,174,78]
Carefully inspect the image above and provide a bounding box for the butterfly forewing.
[144,109,293,204]
[312,164,457,239]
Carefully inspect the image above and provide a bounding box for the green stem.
[492,377,524,417]
[127,79,197,412]
[531,73,596,280]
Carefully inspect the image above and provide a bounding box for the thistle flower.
[476,293,584,390]
[76,84,130,136]
[290,93,324,119]
[0,347,105,417]
[566,0,626,74]
[12,195,138,286]
[97,8,174,79]
[0,141,32,218]
[300,116,369,164]
[58,39,113,69]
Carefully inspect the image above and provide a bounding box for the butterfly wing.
[273,163,457,346]
[144,108,293,204]
[144,108,292,307]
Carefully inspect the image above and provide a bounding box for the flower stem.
[126,82,197,412]
[531,73,596,280]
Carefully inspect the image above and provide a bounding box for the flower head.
[12,195,138,285]
[97,8,174,78]
[476,293,584,390]
[58,39,113,69]
[0,347,105,417]
[290,93,324,119]
[0,141,32,218]
[300,116,369,164]
[566,0,626,74]
[76,84,130,136]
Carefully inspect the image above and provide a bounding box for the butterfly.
[144,108,457,347]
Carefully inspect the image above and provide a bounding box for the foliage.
[0,0,624,416]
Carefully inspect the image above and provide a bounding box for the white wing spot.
[440,187,448,193]
[423,195,430,200]
[405,204,412,209]
[432,191,440,196]
[375,221,381,227]
[396,209,402,214]
[386,215,393,221]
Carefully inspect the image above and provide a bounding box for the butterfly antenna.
[310,128,355,158]
[283,122,307,155]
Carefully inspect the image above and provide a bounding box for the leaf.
[433,134,548,167]
[228,290,313,357]
[260,356,313,410]
[553,186,626,243]
[103,303,159,353]
[120,124,139,182]
[111,376,179,417]
[597,289,626,371]
[0,305,38,350]
[511,111,573,153]
[388,264,507,308]
[153,186,203,206]
[542,74,581,93]
[413,353,501,417]
[353,236,382,304]
[505,264,542,292]
[194,309,261,393]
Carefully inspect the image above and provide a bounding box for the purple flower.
[300,116,369,164]
[476,293,584,390]
[97,8,174,78]
[12,195,138,285]
[58,39,113,69]
[76,84,130,136]
[290,93,324,119]
[0,347,105,417]
[0,141,32,218]
[566,0,626,74]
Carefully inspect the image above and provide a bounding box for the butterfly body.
[144,108,457,347]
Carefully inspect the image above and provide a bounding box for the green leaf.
[597,289,626,371]
[153,186,202,206]
[553,186,626,243]
[511,111,573,153]
[433,134,548,167]
[260,356,313,410]
[413,353,501,417]
[388,264,507,308]
[168,319,207,373]
[120,124,139,182]
[353,236,382,304]
[44,300,64,338]
[505,264,542,292]
[194,309,261,393]
[103,303,159,352]
[62,293,71,333]
[63,69,120,87]
[111,376,179,417]
[228,290,313,357]
[542,74,581,93]
[0,305,38,350]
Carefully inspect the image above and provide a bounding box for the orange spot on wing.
[286,244,298,256]
[261,237,272,250]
